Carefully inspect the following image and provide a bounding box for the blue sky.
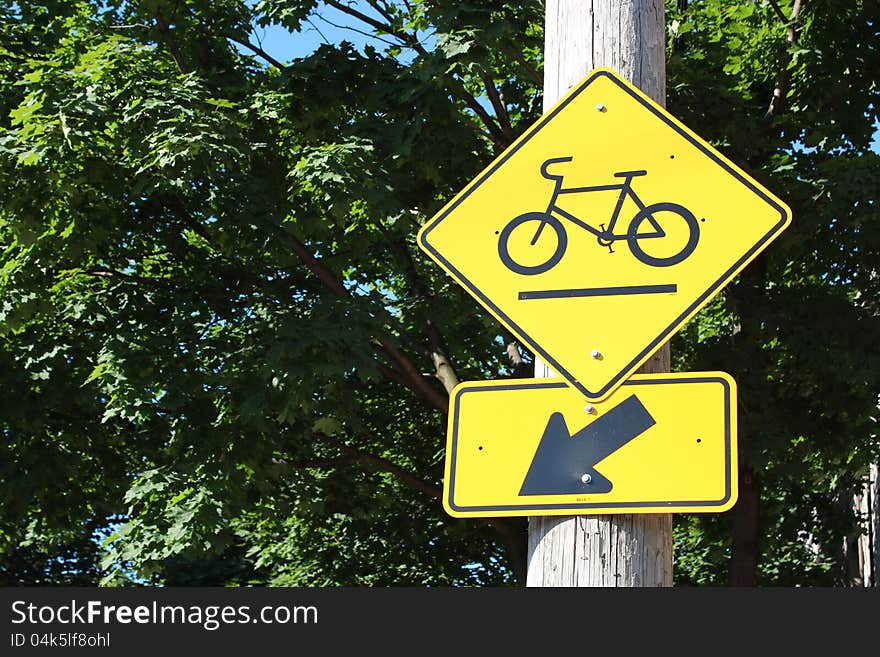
[243,1,402,61]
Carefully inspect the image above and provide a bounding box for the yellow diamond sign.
[444,373,737,517]
[418,68,791,401]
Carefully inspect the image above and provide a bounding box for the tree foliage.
[667,0,880,585]
[0,0,877,586]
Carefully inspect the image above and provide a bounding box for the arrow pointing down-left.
[519,395,656,496]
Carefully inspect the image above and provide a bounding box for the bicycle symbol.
[498,156,700,275]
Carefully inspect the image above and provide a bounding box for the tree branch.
[501,46,541,85]
[324,0,426,54]
[381,232,461,393]
[322,0,506,146]
[480,70,514,141]
[374,361,410,388]
[226,34,285,69]
[199,114,450,410]
[154,11,188,74]
[428,344,459,395]
[506,340,523,367]
[280,232,352,299]
[463,119,498,144]
[764,0,803,121]
[275,228,449,412]
[374,358,449,413]
[767,0,789,24]
[315,432,442,500]
[373,339,449,412]
[313,13,399,48]
[461,90,510,147]
[272,456,360,469]
[500,328,533,378]
[364,0,397,26]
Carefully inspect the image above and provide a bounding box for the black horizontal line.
[518,284,677,300]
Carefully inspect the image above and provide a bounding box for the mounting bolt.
[584,404,596,414]
[581,474,592,484]
[596,103,607,112]
[591,349,602,359]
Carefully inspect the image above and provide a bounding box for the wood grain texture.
[543,0,666,109]
[528,0,673,588]
[854,462,878,586]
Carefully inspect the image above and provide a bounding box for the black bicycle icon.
[498,156,700,275]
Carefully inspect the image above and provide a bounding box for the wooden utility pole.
[854,462,878,586]
[527,0,673,587]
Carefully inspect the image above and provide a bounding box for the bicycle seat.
[613,170,648,178]
[541,156,574,180]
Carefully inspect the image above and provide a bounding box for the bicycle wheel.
[498,212,567,276]
[626,202,699,267]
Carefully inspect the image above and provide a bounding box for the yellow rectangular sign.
[444,373,737,517]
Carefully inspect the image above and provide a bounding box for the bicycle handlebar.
[540,156,574,180]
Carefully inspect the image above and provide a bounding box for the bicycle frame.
[532,157,664,245]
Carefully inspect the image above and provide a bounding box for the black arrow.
[519,395,656,496]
